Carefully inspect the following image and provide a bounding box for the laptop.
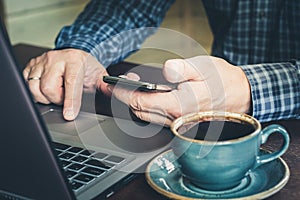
[0,18,172,200]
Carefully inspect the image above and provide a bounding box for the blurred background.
[1,0,213,64]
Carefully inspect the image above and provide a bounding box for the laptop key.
[105,155,125,163]
[59,152,75,160]
[82,166,105,176]
[65,169,77,179]
[67,163,85,171]
[52,142,71,151]
[70,181,84,191]
[68,147,83,154]
[80,149,95,157]
[53,143,126,192]
[71,155,88,163]
[74,174,95,183]
[60,160,71,168]
[93,152,108,159]
[85,159,112,170]
[55,149,63,155]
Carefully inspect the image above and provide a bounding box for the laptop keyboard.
[52,142,125,192]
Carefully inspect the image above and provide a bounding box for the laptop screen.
[0,17,75,200]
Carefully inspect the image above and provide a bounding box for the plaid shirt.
[55,0,300,122]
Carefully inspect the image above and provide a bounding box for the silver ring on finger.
[27,76,41,81]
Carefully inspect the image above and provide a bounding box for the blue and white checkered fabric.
[54,0,300,122]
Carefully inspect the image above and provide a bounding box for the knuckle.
[43,51,55,64]
[22,69,29,77]
[40,87,53,97]
[40,84,56,97]
[84,81,96,90]
[40,86,63,104]
[170,109,182,119]
[45,50,56,58]
[65,73,81,86]
[133,110,149,122]
[133,111,143,119]
[28,58,37,66]
[65,49,87,63]
[130,94,143,111]
[30,91,49,104]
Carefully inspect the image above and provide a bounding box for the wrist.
[237,67,252,114]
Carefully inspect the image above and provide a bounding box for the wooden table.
[13,43,300,200]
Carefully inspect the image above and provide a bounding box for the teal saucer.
[146,149,289,199]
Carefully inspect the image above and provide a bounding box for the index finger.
[112,86,182,120]
[63,64,84,121]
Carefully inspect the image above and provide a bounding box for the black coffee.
[182,120,255,141]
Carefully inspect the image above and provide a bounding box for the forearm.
[240,60,300,122]
[55,0,174,67]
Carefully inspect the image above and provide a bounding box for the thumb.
[163,58,202,83]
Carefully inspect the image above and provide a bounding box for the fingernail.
[165,59,184,82]
[64,109,74,120]
[118,75,127,79]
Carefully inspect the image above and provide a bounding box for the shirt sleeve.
[54,0,174,67]
[240,60,300,122]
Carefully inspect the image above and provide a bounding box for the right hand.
[111,56,251,126]
[23,48,110,121]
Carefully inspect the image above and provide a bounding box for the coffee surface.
[182,120,255,141]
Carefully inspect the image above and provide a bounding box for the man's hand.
[23,48,109,121]
[111,56,251,126]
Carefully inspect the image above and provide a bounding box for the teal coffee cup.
[170,111,290,191]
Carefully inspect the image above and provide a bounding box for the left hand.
[111,56,251,126]
[23,48,110,121]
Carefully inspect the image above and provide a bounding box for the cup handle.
[255,124,290,167]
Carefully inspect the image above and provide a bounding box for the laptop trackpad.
[42,109,104,136]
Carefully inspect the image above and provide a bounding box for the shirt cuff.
[240,61,300,122]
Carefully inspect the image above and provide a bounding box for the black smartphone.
[103,76,174,92]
